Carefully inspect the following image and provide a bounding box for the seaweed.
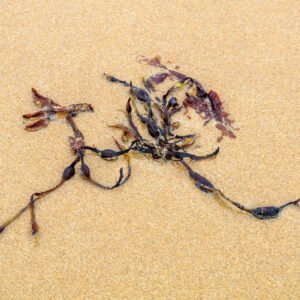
[102,56,299,221]
[0,57,299,237]
[23,88,93,131]
[0,89,130,235]
[138,55,237,142]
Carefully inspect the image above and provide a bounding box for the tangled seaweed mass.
[0,57,299,236]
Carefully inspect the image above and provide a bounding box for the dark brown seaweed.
[139,56,237,142]
[144,72,169,92]
[1,57,299,237]
[23,88,93,131]
[0,90,131,235]
[103,56,298,221]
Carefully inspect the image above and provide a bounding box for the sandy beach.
[0,1,299,299]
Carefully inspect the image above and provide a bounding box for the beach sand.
[0,1,299,299]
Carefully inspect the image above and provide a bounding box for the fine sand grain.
[0,1,299,299]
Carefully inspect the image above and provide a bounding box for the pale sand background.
[0,1,299,299]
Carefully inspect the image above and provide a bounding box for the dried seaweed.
[0,57,299,237]
[23,88,93,131]
[138,56,237,142]
[102,56,299,221]
[0,90,131,235]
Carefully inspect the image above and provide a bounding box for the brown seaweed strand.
[29,195,38,235]
[0,181,65,235]
[126,98,143,140]
[113,137,132,186]
[0,156,80,235]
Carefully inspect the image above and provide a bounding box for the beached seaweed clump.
[0,57,299,236]
[137,55,237,142]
